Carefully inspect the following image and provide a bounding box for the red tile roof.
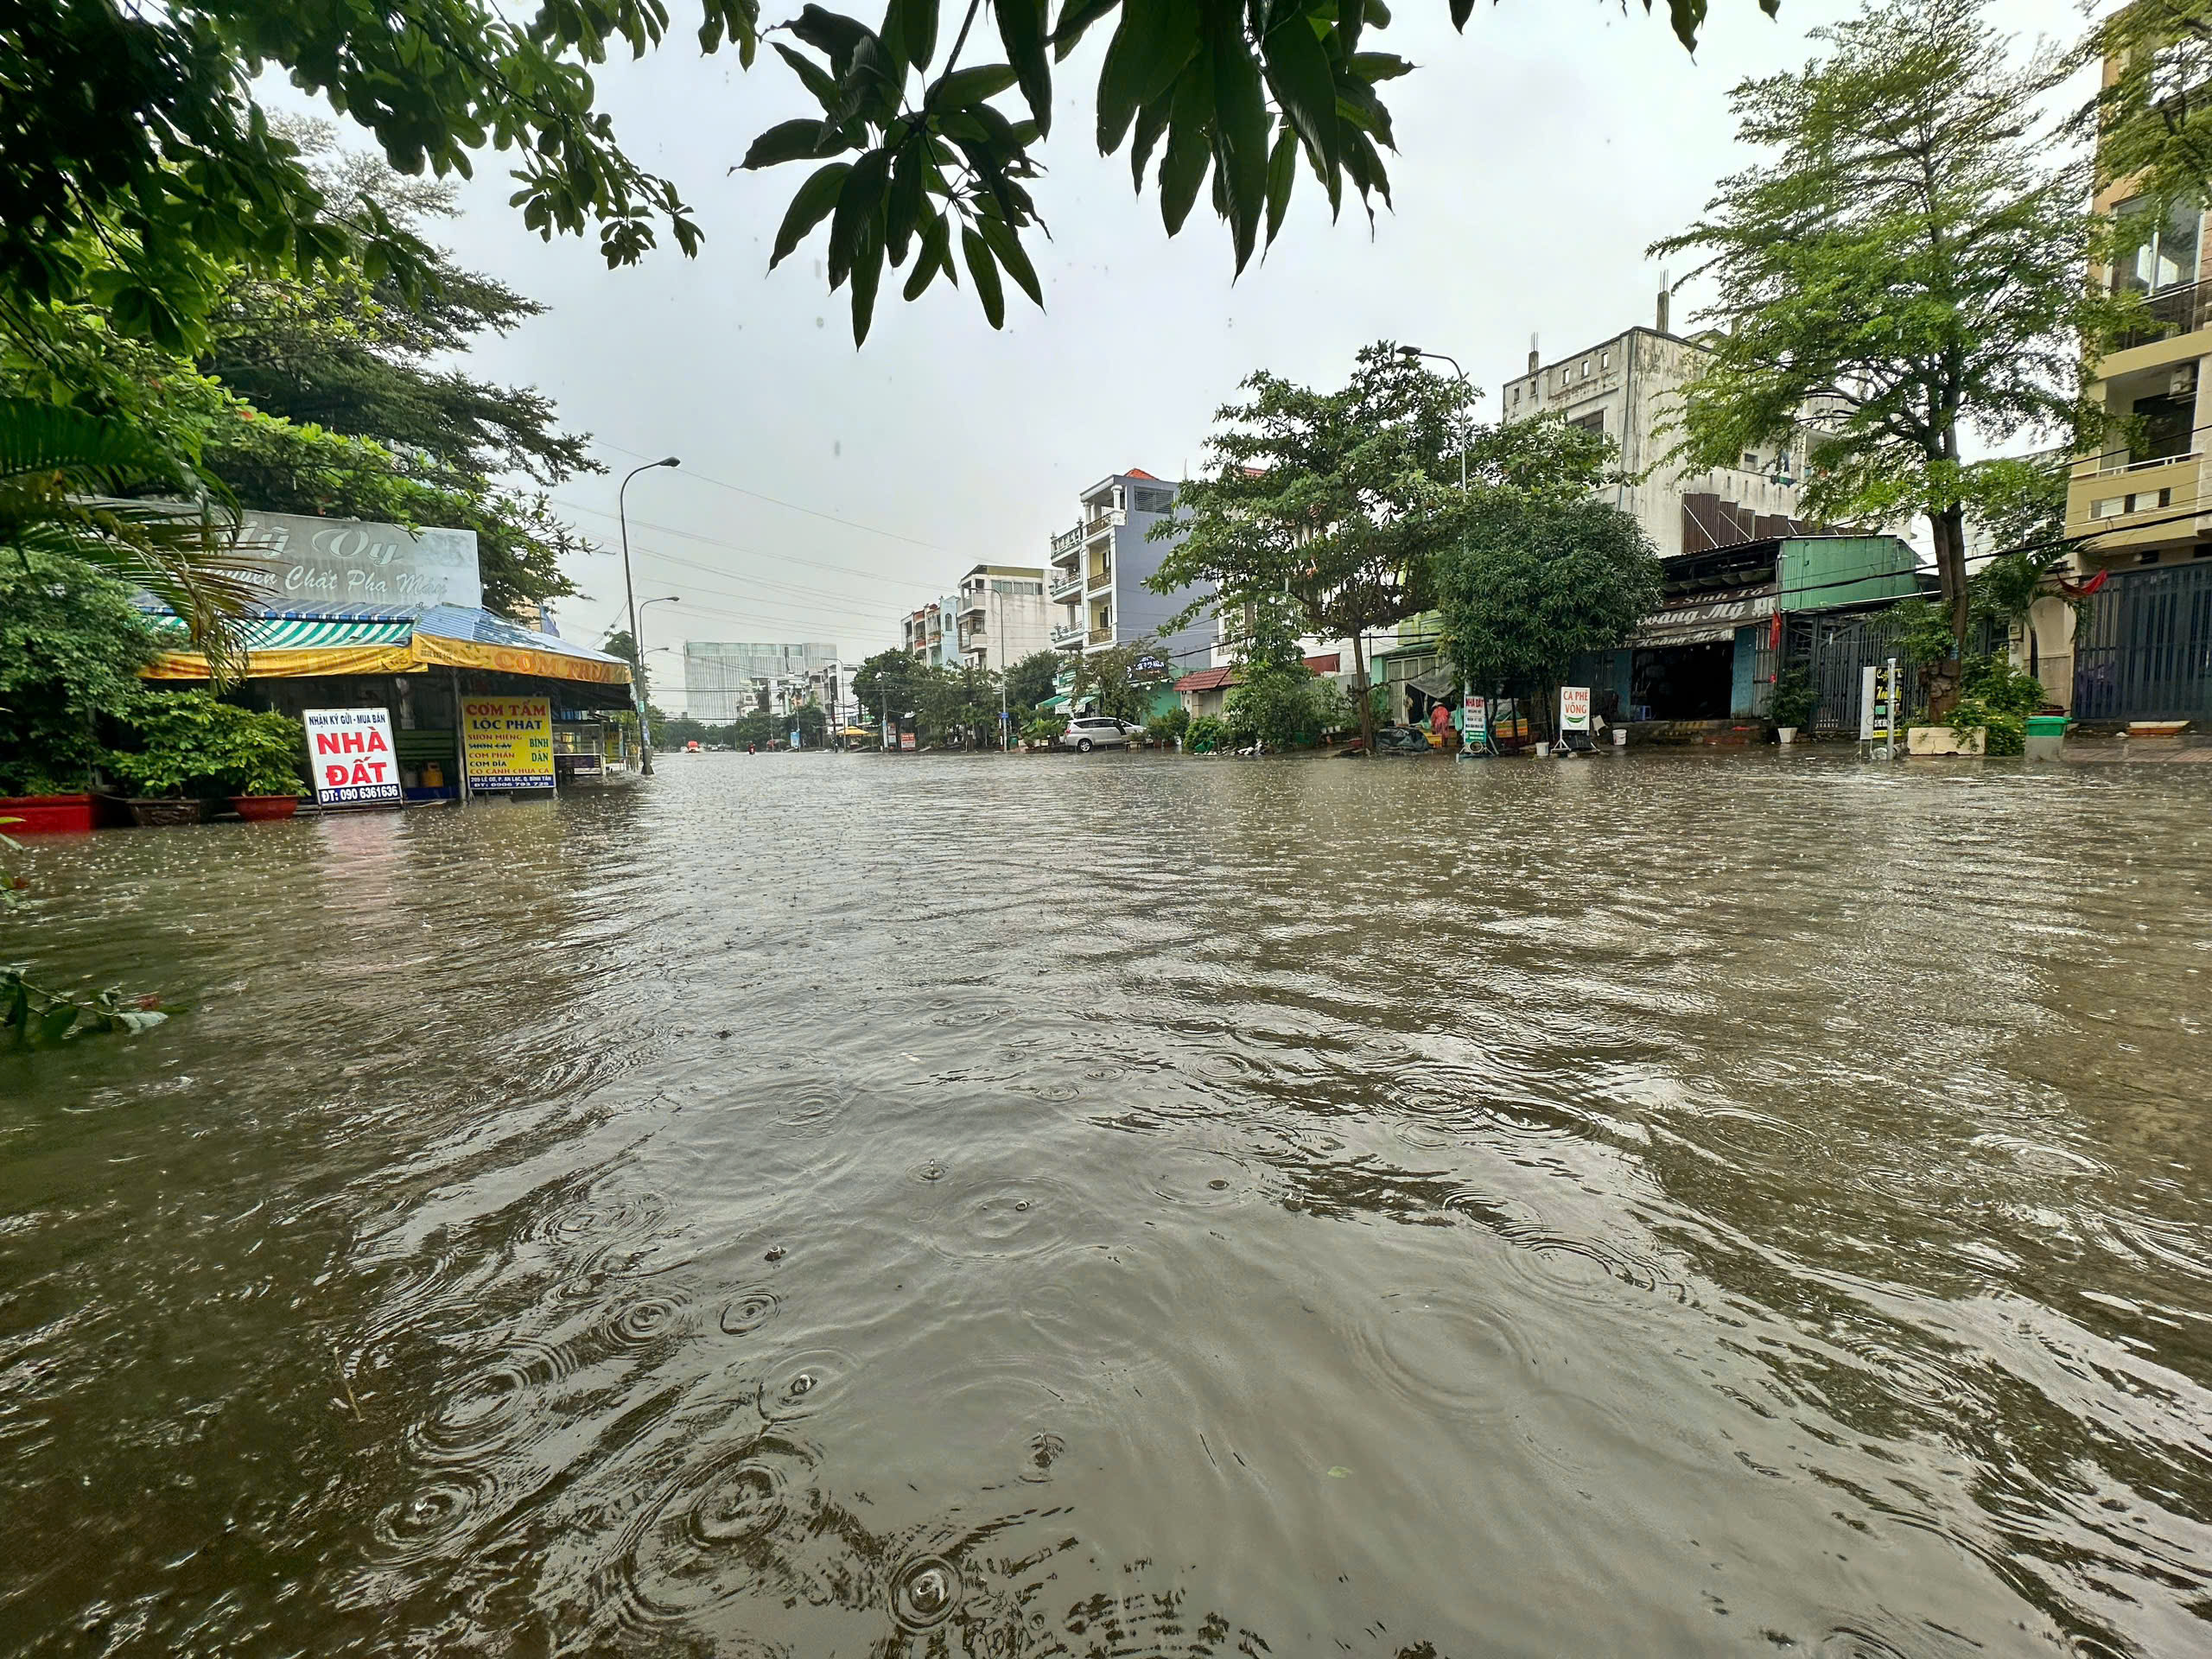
[1176,665,1236,693]
[1125,467,1160,480]
[1303,652,1341,674]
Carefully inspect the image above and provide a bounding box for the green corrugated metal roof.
[154,613,414,649]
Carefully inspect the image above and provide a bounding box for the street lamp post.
[619,455,680,774]
[636,594,680,769]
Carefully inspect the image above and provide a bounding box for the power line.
[588,440,957,554]
[550,498,954,593]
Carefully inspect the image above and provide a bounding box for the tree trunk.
[1351,630,1376,754]
[1932,499,1971,655]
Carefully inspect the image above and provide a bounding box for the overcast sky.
[390,0,2086,707]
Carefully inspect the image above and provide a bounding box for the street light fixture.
[619,455,680,775]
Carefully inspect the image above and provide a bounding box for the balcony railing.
[1050,570,1084,601]
[1088,625,1113,645]
[1086,561,1112,588]
[2111,278,2212,352]
[1051,524,1084,557]
[959,592,986,615]
[1050,622,1084,647]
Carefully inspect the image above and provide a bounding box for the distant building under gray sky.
[683,640,840,721]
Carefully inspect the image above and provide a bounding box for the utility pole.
[618,455,680,775]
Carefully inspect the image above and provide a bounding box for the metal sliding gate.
[2072,563,2212,721]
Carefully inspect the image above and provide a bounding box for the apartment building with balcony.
[953,564,1049,671]
[900,597,963,670]
[2056,23,2212,720]
[1044,470,1211,661]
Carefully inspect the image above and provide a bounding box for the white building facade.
[953,564,1049,671]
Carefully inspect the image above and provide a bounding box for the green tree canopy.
[1154,341,1611,750]
[1004,648,1063,715]
[1650,0,2113,652]
[853,646,927,722]
[1433,495,1660,736]
[0,551,158,795]
[2,1,1759,351]
[1069,638,1167,725]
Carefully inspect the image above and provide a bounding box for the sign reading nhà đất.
[302,708,403,805]
[462,696,555,790]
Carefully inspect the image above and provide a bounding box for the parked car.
[1057,715,1143,753]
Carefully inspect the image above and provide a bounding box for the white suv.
[1057,715,1142,752]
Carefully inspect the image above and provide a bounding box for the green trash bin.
[2024,713,2069,760]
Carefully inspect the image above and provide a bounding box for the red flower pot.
[230,794,301,822]
[0,793,96,834]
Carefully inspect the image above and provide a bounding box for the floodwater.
[4,750,2212,1657]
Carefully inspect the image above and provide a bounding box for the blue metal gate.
[2072,563,2212,721]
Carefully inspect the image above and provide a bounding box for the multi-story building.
[1500,300,1823,563]
[951,564,1048,671]
[683,640,840,721]
[2054,16,2212,721]
[1044,471,1211,662]
[901,598,963,669]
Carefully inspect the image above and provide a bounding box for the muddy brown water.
[3,750,2211,1656]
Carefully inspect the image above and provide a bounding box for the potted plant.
[219,707,307,820]
[1770,667,1816,744]
[108,690,227,826]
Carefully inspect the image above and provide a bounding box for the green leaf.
[904,209,949,297]
[1206,0,1269,272]
[775,41,844,109]
[1052,0,1121,60]
[1157,64,1212,235]
[995,0,1054,137]
[887,141,925,264]
[963,225,1007,327]
[850,210,887,345]
[1265,121,1296,248]
[1130,91,1173,192]
[931,64,1020,108]
[1663,0,1708,50]
[741,118,848,169]
[1448,0,1472,29]
[906,0,940,66]
[977,212,1044,307]
[1097,0,1200,152]
[791,4,872,72]
[1261,3,1338,186]
[771,161,852,266]
[828,148,893,288]
[1349,50,1413,81]
[1338,0,1363,58]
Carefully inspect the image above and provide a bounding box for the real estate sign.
[463,696,556,790]
[1462,694,1487,748]
[302,708,403,806]
[1560,687,1592,732]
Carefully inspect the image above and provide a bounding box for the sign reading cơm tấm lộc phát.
[461,696,555,790]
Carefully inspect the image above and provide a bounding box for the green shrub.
[1185,715,1228,753]
[1146,706,1191,745]
[1940,696,2025,755]
[1770,666,1817,729]
[1959,652,2045,716]
[0,553,157,795]
[111,691,307,797]
[1021,714,1067,746]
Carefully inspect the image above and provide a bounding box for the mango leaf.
[828,148,892,287]
[1096,0,1200,152]
[1157,66,1212,235]
[906,0,940,66]
[1349,50,1413,80]
[771,161,851,266]
[1265,121,1296,248]
[931,65,1020,108]
[905,208,949,297]
[995,0,1054,136]
[1448,0,1472,29]
[887,141,925,262]
[1052,0,1122,59]
[963,226,1007,327]
[1205,0,1269,272]
[1663,0,1707,50]
[850,209,887,344]
[1130,91,1173,191]
[38,1004,76,1044]
[791,4,873,73]
[977,211,1044,307]
[1338,0,1363,58]
[742,118,849,169]
[1261,2,1338,186]
[776,41,844,108]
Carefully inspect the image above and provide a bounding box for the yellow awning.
[144,628,632,687]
